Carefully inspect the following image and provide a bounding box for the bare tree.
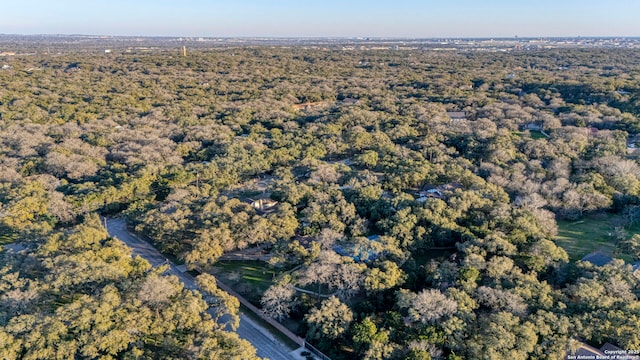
[408,289,458,324]
[261,283,296,322]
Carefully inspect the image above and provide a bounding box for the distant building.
[417,182,463,201]
[1,64,11,70]
[2,243,26,253]
[367,235,381,242]
[245,198,278,214]
[523,123,543,131]
[292,101,328,111]
[340,98,360,106]
[581,252,613,267]
[627,135,640,154]
[333,236,383,262]
[418,188,443,199]
[446,111,467,122]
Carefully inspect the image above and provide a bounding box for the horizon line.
[2,33,640,40]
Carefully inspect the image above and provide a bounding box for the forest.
[1,44,640,359]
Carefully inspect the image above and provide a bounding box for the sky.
[1,0,639,38]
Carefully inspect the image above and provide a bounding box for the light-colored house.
[292,101,328,111]
[249,198,279,214]
[446,111,467,122]
[524,123,543,131]
[333,235,383,262]
[419,188,443,199]
[627,135,640,154]
[415,183,464,202]
[341,98,360,106]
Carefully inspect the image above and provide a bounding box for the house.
[1,64,11,70]
[523,123,543,131]
[340,98,360,106]
[581,252,613,267]
[291,101,328,111]
[419,182,464,198]
[333,236,383,262]
[335,158,354,166]
[627,135,640,154]
[417,182,463,201]
[248,198,279,214]
[446,111,467,122]
[418,188,443,200]
[367,235,381,242]
[2,243,26,253]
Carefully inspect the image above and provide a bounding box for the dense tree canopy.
[2,43,640,359]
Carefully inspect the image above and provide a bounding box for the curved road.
[105,218,300,360]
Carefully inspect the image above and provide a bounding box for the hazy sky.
[2,0,639,38]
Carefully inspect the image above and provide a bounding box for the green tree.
[305,296,353,341]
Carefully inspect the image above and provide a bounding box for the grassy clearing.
[0,226,17,246]
[513,131,548,140]
[210,260,276,304]
[556,213,639,261]
[212,261,307,344]
[529,130,549,140]
[0,235,16,246]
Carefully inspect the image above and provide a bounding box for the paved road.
[105,218,300,360]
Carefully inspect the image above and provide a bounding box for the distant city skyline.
[1,0,639,38]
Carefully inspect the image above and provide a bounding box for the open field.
[556,213,639,261]
[529,130,549,140]
[0,225,17,246]
[211,260,276,304]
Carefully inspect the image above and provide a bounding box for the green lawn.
[556,213,639,261]
[512,130,548,140]
[210,260,276,304]
[0,226,17,246]
[529,130,549,140]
